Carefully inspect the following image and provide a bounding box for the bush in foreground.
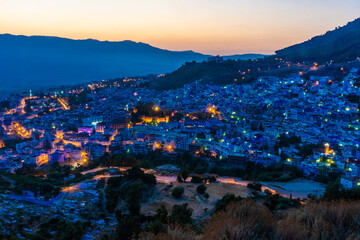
[196,184,207,195]
[190,175,204,183]
[135,199,360,240]
[172,186,184,199]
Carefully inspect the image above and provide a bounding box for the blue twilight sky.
[0,0,359,55]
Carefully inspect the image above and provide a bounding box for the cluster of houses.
[0,66,360,189]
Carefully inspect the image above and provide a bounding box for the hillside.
[0,34,209,92]
[151,19,360,90]
[276,18,360,63]
[150,58,302,90]
[223,53,267,60]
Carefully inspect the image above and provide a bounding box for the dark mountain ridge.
[151,18,360,90]
[0,34,263,93]
[0,34,210,92]
[275,18,360,63]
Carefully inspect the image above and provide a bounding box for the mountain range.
[0,34,264,92]
[276,18,360,62]
[151,18,360,90]
[1,17,359,93]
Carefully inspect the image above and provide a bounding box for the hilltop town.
[0,56,359,239]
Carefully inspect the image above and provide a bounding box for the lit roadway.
[11,122,31,138]
[61,172,121,194]
[79,166,291,197]
[57,98,70,110]
[5,96,37,115]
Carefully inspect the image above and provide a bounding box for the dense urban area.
[0,55,360,239]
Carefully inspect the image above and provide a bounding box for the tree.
[168,203,193,225]
[322,180,344,201]
[52,219,86,240]
[214,194,242,213]
[127,182,144,215]
[177,173,183,182]
[196,184,207,195]
[259,122,264,131]
[172,186,185,198]
[191,175,204,183]
[127,201,141,216]
[116,213,140,240]
[141,173,157,185]
[209,176,217,183]
[125,166,156,185]
[107,176,123,188]
[125,166,144,179]
[247,182,262,191]
[204,192,209,200]
[47,172,65,181]
[177,168,189,182]
[155,204,168,224]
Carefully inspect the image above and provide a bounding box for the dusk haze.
[1,0,359,54]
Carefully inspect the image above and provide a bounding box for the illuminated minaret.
[29,90,32,97]
[325,143,329,155]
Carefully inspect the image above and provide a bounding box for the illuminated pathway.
[5,96,37,115]
[57,98,70,110]
[80,167,301,198]
[78,166,325,199]
[11,122,31,138]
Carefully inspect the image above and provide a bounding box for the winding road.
[79,166,324,199]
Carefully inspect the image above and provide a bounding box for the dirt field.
[261,178,326,199]
[141,181,252,220]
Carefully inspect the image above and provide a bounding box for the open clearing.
[261,178,326,199]
[141,176,326,220]
[141,180,252,220]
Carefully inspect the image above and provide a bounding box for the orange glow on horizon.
[0,0,359,55]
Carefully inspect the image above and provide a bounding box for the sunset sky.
[0,0,359,55]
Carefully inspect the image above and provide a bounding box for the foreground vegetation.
[138,199,360,240]
[1,151,359,239]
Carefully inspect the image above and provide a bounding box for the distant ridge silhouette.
[0,34,263,92]
[276,18,360,62]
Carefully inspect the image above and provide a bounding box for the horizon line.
[0,32,273,56]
